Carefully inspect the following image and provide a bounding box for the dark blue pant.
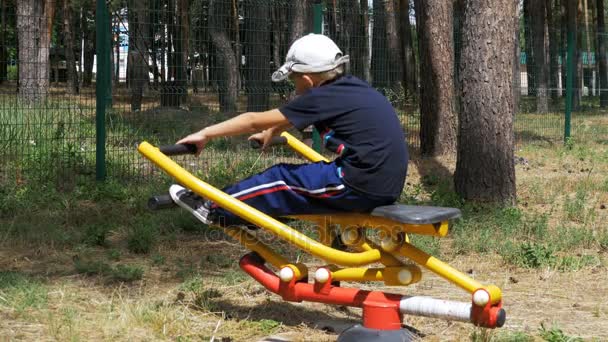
[211,161,395,227]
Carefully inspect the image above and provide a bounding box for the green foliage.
[73,258,144,282]
[563,187,588,223]
[151,254,166,266]
[82,223,111,246]
[111,264,144,282]
[0,271,48,313]
[538,323,583,342]
[127,217,158,254]
[510,242,556,269]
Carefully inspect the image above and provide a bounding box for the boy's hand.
[248,130,272,150]
[177,129,209,156]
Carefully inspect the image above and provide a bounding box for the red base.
[239,252,505,330]
[239,253,403,330]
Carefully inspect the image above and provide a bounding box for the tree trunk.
[531,0,549,112]
[128,0,149,111]
[360,0,371,82]
[0,0,7,83]
[209,0,238,113]
[455,0,517,204]
[371,0,387,89]
[16,0,55,103]
[415,0,456,156]
[400,0,416,97]
[548,0,559,101]
[63,0,79,94]
[244,0,270,112]
[289,0,309,44]
[385,0,402,89]
[271,2,285,72]
[598,0,608,106]
[524,0,534,96]
[571,0,580,109]
[514,0,521,116]
[82,4,94,87]
[173,0,189,105]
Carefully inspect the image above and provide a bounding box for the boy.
[172,34,408,227]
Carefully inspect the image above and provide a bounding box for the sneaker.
[169,184,212,225]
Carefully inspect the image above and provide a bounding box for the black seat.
[370,205,462,225]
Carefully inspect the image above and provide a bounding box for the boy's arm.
[177,109,292,154]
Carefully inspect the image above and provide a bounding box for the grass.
[1,95,608,340]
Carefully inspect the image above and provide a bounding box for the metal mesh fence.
[1,1,607,184]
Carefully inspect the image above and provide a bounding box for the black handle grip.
[249,136,288,149]
[159,144,197,156]
[148,194,176,210]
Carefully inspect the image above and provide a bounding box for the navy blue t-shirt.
[279,75,408,199]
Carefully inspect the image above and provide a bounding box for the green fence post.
[311,0,323,152]
[95,0,110,181]
[565,30,574,144]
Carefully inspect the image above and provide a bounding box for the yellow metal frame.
[138,135,502,302]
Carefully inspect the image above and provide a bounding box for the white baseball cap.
[271,34,350,82]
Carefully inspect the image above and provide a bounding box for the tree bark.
[244,0,270,111]
[289,0,309,44]
[360,0,371,82]
[455,0,517,204]
[209,0,238,113]
[548,0,559,101]
[0,0,7,83]
[414,0,456,156]
[385,0,402,88]
[570,0,580,109]
[597,0,608,106]
[371,0,387,89]
[127,0,149,111]
[400,0,416,97]
[16,0,55,103]
[531,0,549,112]
[81,3,94,87]
[63,0,79,94]
[524,0,534,96]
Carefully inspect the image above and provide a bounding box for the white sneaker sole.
[169,184,212,225]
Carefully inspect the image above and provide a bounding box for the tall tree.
[16,0,56,103]
[208,0,238,113]
[244,0,270,111]
[0,0,7,83]
[547,0,559,102]
[598,0,608,106]
[371,0,388,88]
[371,0,402,90]
[400,0,416,97]
[289,0,310,44]
[359,0,371,81]
[414,0,457,156]
[531,0,549,112]
[569,0,580,109]
[81,2,95,86]
[63,0,79,94]
[127,0,149,111]
[455,0,517,203]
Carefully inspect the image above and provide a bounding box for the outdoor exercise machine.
[138,132,506,341]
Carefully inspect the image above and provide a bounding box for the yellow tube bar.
[330,266,422,286]
[398,242,502,304]
[224,227,288,269]
[138,142,382,267]
[280,132,329,163]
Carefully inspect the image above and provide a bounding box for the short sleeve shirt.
[279,76,408,199]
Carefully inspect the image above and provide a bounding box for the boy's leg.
[209,162,392,227]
